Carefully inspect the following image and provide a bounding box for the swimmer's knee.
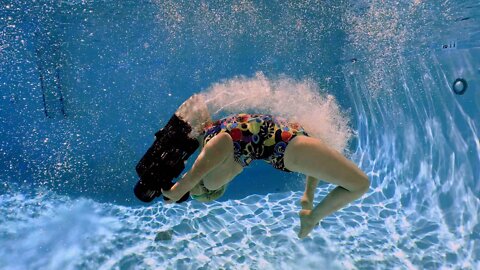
[357,173,370,194]
[204,132,233,154]
[217,132,233,142]
[213,132,233,147]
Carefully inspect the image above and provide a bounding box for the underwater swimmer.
[161,113,370,239]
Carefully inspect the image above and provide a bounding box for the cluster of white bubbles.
[199,72,353,154]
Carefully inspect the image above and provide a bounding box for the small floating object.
[452,78,468,95]
[155,230,173,241]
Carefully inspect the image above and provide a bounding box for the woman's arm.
[162,133,233,202]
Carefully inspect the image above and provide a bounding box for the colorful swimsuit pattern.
[202,113,309,172]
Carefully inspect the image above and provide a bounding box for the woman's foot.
[298,209,318,239]
[300,194,314,210]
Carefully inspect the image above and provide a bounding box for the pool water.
[1,0,479,269]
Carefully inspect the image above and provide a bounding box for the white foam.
[174,94,211,138]
[199,72,353,153]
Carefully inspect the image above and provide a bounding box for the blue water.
[1,0,479,269]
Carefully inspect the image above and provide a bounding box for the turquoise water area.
[1,0,479,269]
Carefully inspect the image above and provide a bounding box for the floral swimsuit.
[202,113,310,172]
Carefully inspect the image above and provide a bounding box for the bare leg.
[191,133,243,195]
[300,175,319,210]
[283,136,370,239]
[202,152,243,190]
[166,132,234,199]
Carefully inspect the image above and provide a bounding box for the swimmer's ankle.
[300,199,313,210]
[300,194,314,210]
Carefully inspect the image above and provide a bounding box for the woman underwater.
[161,112,370,239]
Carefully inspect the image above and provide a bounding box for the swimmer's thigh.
[202,134,243,190]
[283,136,369,192]
[203,154,243,190]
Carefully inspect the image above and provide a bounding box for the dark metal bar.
[36,49,50,118]
[55,67,67,117]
